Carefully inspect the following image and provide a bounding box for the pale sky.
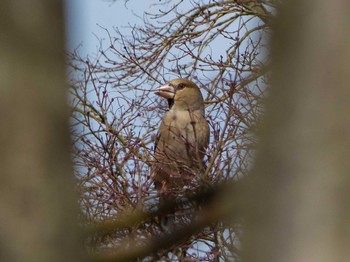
[64,0,153,55]
[64,0,235,65]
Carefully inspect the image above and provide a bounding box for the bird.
[152,78,210,201]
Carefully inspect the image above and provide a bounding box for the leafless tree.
[68,0,274,260]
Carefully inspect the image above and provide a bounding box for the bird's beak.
[155,84,175,99]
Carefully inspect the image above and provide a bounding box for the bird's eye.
[177,83,185,90]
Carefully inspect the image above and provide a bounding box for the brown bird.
[152,79,210,199]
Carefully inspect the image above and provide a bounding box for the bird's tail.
[158,191,176,232]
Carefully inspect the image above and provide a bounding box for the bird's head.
[155,79,205,112]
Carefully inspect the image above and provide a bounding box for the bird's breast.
[158,110,209,159]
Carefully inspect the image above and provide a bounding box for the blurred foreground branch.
[243,1,350,261]
[0,1,82,261]
[91,183,239,261]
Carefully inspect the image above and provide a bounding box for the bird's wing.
[154,132,160,153]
